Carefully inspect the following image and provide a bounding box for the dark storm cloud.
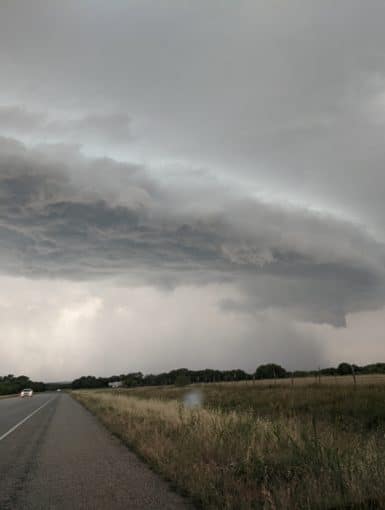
[1,0,385,335]
[1,0,384,236]
[1,137,385,327]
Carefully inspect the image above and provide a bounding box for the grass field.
[215,373,385,386]
[73,375,385,509]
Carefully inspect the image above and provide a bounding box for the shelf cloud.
[1,137,384,329]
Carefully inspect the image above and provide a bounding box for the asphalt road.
[0,393,191,510]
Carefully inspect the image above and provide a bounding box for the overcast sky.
[1,1,385,380]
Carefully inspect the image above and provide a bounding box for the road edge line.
[0,397,54,442]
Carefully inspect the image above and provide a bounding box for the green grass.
[117,382,385,432]
[73,380,385,509]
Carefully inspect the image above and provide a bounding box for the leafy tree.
[175,373,191,386]
[255,364,287,379]
[0,374,46,395]
[337,362,353,376]
[123,372,143,387]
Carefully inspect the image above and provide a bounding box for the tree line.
[0,374,46,395]
[71,362,385,389]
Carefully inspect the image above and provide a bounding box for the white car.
[20,388,34,397]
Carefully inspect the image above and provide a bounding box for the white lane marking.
[0,397,54,442]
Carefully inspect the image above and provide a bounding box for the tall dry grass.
[73,387,385,509]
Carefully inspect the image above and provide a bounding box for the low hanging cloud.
[1,136,385,327]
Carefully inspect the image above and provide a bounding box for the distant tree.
[72,375,105,389]
[292,370,307,378]
[362,363,385,374]
[168,368,190,385]
[175,373,191,387]
[337,362,353,376]
[352,364,362,374]
[319,367,338,376]
[123,372,143,387]
[255,364,287,380]
[0,374,46,395]
[222,369,249,382]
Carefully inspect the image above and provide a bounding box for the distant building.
[108,381,123,388]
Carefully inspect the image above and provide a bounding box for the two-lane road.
[0,393,54,442]
[0,393,191,510]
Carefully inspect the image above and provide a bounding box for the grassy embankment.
[73,376,385,509]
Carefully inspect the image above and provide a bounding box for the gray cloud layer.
[1,1,385,376]
[1,137,384,327]
[0,105,132,144]
[2,1,385,233]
